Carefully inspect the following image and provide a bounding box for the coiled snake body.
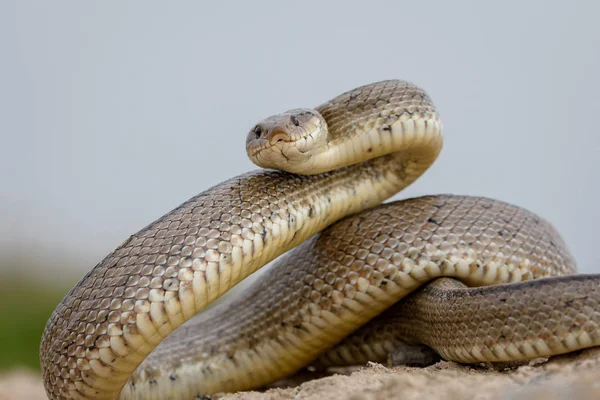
[40,80,600,399]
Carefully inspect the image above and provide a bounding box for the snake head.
[246,108,328,174]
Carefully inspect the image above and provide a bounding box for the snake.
[40,80,600,400]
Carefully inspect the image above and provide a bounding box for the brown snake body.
[40,81,600,399]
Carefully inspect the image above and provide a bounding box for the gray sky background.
[1,1,599,285]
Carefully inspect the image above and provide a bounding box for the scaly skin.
[40,80,599,400]
[123,194,584,399]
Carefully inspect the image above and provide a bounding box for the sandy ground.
[0,368,47,400]
[4,349,600,400]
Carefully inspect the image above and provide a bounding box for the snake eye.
[253,125,263,139]
[290,115,300,126]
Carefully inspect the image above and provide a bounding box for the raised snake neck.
[40,81,599,400]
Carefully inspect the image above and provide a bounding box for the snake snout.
[246,108,330,174]
[245,124,291,159]
[264,127,292,145]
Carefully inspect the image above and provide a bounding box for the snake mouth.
[247,137,296,158]
[247,138,312,172]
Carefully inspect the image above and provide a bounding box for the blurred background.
[1,0,599,374]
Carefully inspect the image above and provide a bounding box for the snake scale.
[40,80,600,399]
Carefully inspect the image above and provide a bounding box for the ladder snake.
[40,80,600,399]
